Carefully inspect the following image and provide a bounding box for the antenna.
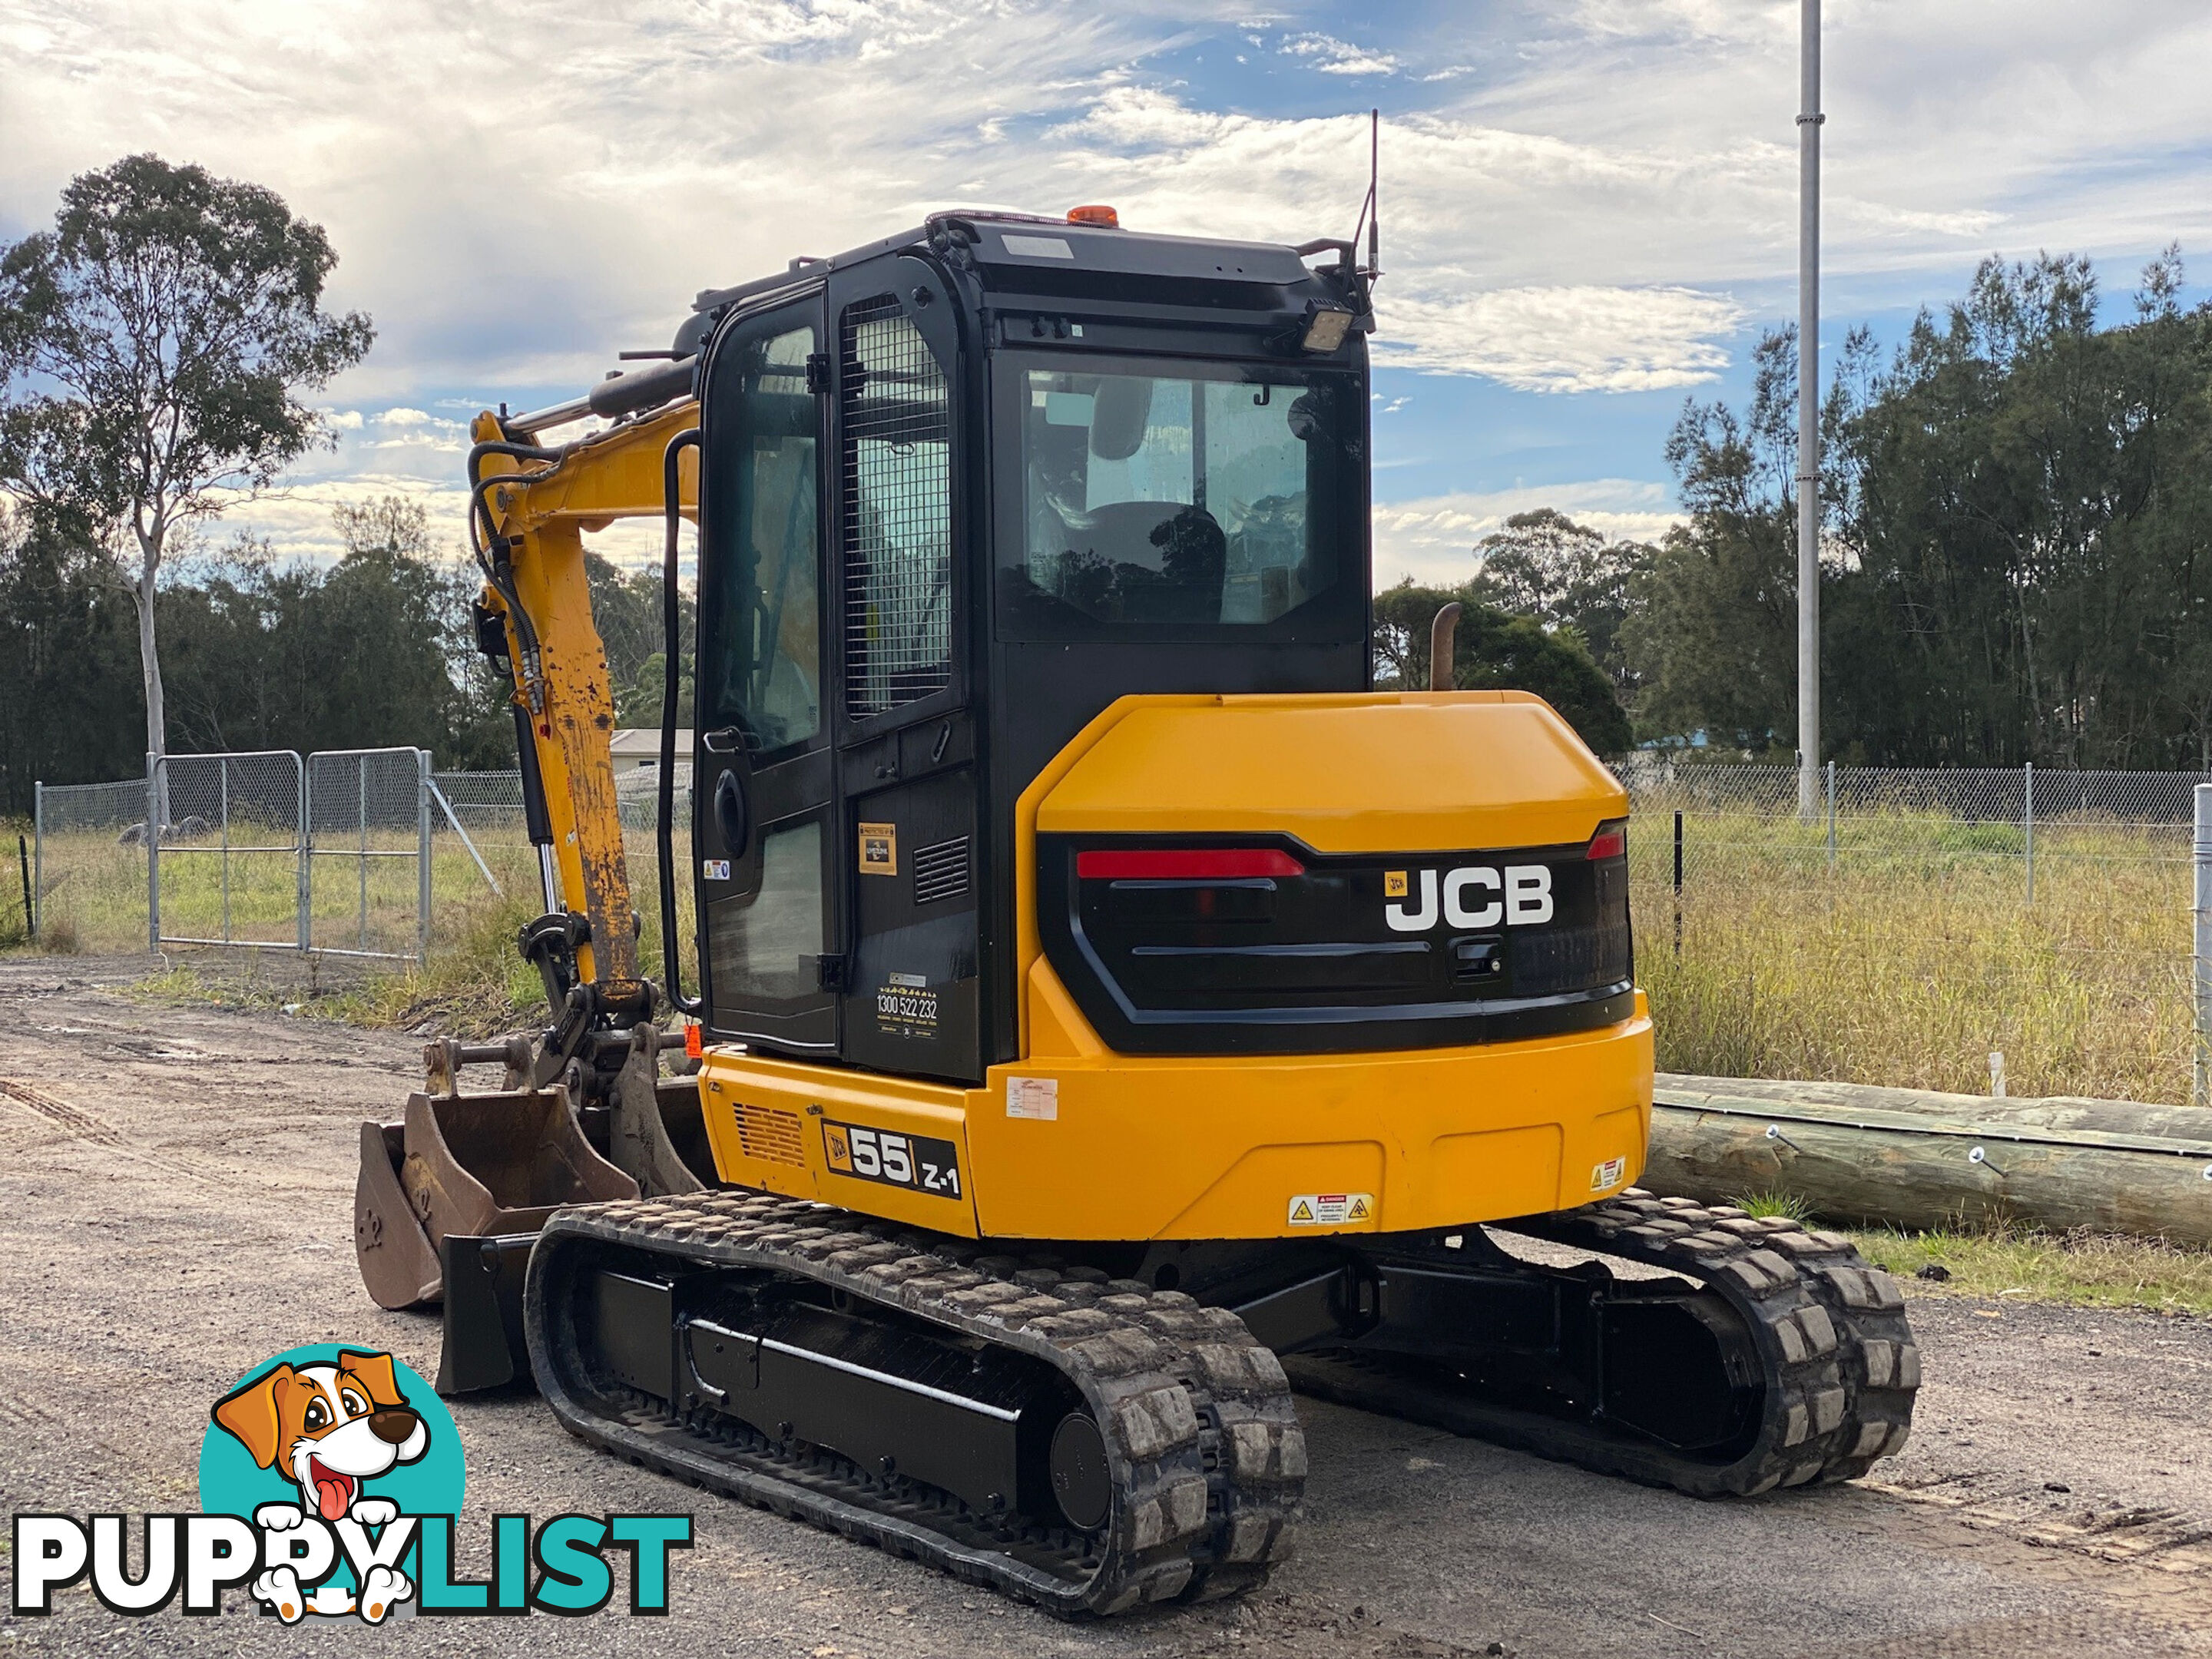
[1346,108,1382,282]
[1367,107,1380,278]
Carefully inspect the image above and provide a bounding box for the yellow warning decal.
[1589,1156,1627,1193]
[1383,870,1409,899]
[1287,1193,1375,1227]
[859,822,898,876]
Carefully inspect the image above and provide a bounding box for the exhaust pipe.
[1429,602,1462,691]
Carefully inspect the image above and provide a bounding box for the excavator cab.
[686,217,1370,1084]
[351,208,1917,1613]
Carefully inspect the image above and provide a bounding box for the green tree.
[0,154,373,799]
[0,503,142,811]
[585,551,694,730]
[1470,508,1657,695]
[1373,581,1634,754]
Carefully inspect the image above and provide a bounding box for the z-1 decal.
[821,1118,962,1198]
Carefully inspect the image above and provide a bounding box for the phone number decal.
[821,1118,962,1199]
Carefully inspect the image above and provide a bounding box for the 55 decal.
[821,1120,962,1199]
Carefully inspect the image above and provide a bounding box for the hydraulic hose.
[658,429,704,1017]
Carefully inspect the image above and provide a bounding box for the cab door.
[694,296,838,1054]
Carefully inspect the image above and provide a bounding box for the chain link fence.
[28,749,514,962]
[28,777,154,954]
[1621,759,2205,1103]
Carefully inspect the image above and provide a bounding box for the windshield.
[1002,363,1355,631]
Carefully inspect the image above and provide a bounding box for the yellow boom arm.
[467,402,698,994]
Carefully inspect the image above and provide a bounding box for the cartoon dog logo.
[210,1349,426,1622]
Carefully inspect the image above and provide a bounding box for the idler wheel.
[1048,1412,1111,1532]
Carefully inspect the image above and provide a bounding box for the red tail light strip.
[1585,826,1626,861]
[1076,848,1306,880]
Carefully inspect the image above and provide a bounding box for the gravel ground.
[1,954,2208,1657]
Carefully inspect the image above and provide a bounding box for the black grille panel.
[1513,922,1632,996]
[1039,833,1635,1056]
[841,296,951,719]
[912,836,971,905]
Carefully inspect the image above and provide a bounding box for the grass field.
[1630,808,2192,1104]
[1846,1224,2212,1316]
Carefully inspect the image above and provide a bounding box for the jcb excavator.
[353,204,1918,1615]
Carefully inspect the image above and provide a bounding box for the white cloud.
[1279,31,1397,76]
[1372,482,1683,590]
[1376,283,1745,392]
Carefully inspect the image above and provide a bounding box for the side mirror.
[1089,377,1154,461]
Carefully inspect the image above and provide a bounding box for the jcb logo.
[1383,866,1553,932]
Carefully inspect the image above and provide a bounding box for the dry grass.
[122,827,697,1040]
[1849,1223,2212,1316]
[1632,811,2190,1103]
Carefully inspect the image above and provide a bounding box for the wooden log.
[1646,1077,2212,1246]
[1658,1073,2212,1146]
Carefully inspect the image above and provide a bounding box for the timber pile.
[1646,1074,2212,1245]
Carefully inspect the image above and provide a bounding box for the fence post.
[219,756,232,945]
[1825,759,1836,869]
[2195,783,2212,1108]
[1673,808,1684,959]
[296,753,313,954]
[145,751,159,952]
[31,780,41,942]
[417,750,433,961]
[356,757,369,954]
[2024,760,2035,906]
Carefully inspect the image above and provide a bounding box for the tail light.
[1076,848,1304,880]
[1585,820,1627,862]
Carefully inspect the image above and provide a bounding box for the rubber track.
[1284,1190,1919,1497]
[524,1193,1306,1616]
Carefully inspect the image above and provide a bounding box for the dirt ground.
[2,955,2210,1658]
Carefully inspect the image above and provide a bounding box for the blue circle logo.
[199,1345,462,1621]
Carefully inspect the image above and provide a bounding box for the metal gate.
[141,747,440,962]
[148,750,307,952]
[306,748,433,959]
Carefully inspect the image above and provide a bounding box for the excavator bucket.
[354,1087,638,1310]
[353,1031,717,1317]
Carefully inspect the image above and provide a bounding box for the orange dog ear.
[212,1365,293,1469]
[338,1350,402,1406]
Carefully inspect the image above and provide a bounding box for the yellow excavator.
[353,204,1918,1614]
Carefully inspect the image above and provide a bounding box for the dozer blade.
[426,1079,716,1396]
[436,1232,536,1394]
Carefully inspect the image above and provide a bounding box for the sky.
[6,0,2212,588]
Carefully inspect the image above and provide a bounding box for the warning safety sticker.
[1286,1192,1374,1227]
[1005,1076,1058,1121]
[1589,1156,1628,1192]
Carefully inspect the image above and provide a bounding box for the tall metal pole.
[1795,0,1823,820]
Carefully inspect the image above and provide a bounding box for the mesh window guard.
[842,296,953,718]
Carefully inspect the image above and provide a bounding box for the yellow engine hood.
[1031,691,1626,854]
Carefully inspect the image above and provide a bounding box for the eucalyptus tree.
[0,154,373,808]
